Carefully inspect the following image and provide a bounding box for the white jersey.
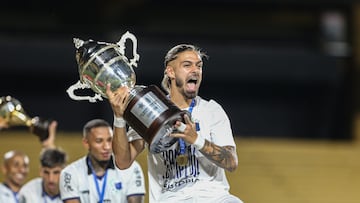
[0,183,18,203]
[59,155,145,203]
[128,96,240,203]
[18,177,62,203]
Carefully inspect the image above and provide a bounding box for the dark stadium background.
[1,0,359,140]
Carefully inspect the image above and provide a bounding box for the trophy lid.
[73,38,109,67]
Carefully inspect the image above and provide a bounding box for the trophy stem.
[10,111,33,127]
[123,85,187,153]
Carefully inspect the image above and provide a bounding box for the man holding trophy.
[66,32,242,202]
[107,44,242,203]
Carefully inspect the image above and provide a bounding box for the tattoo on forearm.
[200,140,238,172]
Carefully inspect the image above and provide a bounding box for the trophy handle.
[66,80,103,103]
[116,31,140,68]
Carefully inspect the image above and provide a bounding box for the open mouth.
[15,173,25,182]
[187,77,197,84]
[186,77,198,91]
[102,152,111,159]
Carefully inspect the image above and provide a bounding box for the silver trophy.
[67,31,187,153]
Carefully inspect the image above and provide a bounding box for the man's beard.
[97,159,110,167]
[175,78,197,99]
[91,155,110,168]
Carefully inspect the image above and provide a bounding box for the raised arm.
[41,120,57,149]
[112,124,145,169]
[106,84,145,169]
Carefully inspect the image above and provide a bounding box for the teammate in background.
[18,147,67,203]
[107,44,243,202]
[59,119,145,203]
[0,120,58,203]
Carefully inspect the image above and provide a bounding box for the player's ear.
[82,137,89,150]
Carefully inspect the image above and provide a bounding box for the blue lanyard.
[12,191,19,203]
[88,158,108,203]
[179,99,196,155]
[188,99,196,115]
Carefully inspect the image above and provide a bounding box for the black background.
[0,0,357,139]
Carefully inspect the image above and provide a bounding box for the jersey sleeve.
[59,166,81,201]
[18,178,44,203]
[208,99,236,147]
[125,161,146,197]
[18,186,35,203]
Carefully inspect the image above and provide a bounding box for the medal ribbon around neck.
[88,158,108,203]
[13,191,19,203]
[178,99,196,158]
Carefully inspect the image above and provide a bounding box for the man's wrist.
[113,115,126,128]
[193,135,205,150]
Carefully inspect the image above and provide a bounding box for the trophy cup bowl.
[0,96,51,141]
[67,32,186,153]
[75,38,136,98]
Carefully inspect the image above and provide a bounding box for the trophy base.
[30,117,50,142]
[124,85,187,153]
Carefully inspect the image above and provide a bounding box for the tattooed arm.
[174,114,238,172]
[199,141,238,172]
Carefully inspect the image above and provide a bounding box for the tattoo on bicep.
[201,140,237,171]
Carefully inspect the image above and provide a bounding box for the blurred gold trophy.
[0,96,51,141]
